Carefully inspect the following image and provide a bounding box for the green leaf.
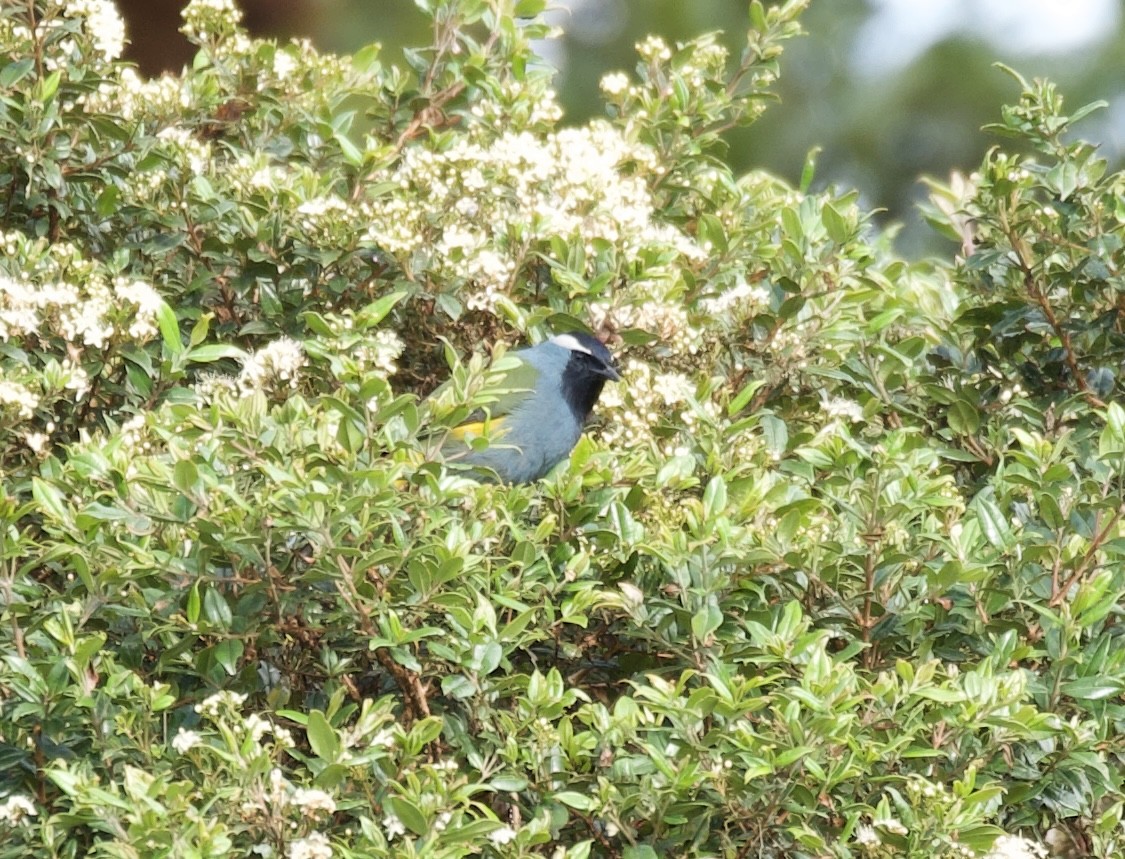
[822,201,849,243]
[202,588,232,629]
[1059,677,1124,701]
[799,146,821,192]
[157,300,184,355]
[211,639,243,675]
[554,791,597,811]
[358,289,409,328]
[387,796,428,836]
[186,583,201,625]
[189,313,213,347]
[307,711,341,761]
[173,459,199,495]
[187,344,247,363]
[0,58,34,87]
[760,414,788,457]
[972,491,1012,551]
[32,479,68,521]
[947,400,980,435]
[691,603,723,641]
[702,475,727,520]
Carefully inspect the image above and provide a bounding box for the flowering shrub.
[2,1,1125,857]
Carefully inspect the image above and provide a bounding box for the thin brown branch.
[334,554,431,723]
[999,207,1105,408]
[1050,502,1125,607]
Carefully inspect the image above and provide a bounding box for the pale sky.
[852,0,1120,74]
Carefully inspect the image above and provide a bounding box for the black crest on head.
[552,332,620,423]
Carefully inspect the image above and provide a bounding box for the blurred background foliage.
[117,0,1125,257]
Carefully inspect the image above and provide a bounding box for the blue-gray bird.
[441,332,620,483]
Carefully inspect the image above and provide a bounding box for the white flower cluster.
[273,47,299,80]
[119,413,149,450]
[171,727,201,753]
[599,359,712,451]
[194,372,239,401]
[180,0,244,42]
[680,40,728,89]
[81,68,191,120]
[0,794,37,825]
[291,788,337,818]
[363,121,701,311]
[296,196,354,245]
[68,0,126,63]
[853,816,911,854]
[156,126,213,177]
[24,431,50,454]
[600,72,630,97]
[243,713,294,748]
[983,835,1048,859]
[115,279,165,339]
[0,272,163,349]
[469,79,563,128]
[357,329,405,380]
[821,396,864,423]
[637,35,673,63]
[10,0,123,72]
[0,379,40,420]
[238,338,306,396]
[287,832,332,859]
[195,689,247,718]
[698,277,771,318]
[383,812,405,841]
[489,825,517,845]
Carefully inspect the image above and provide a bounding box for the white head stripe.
[549,333,593,355]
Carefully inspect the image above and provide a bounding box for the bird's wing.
[444,352,541,443]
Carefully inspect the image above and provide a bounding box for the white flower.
[171,728,202,754]
[195,690,247,718]
[637,35,672,62]
[181,0,244,41]
[292,788,336,817]
[600,72,630,96]
[24,432,49,454]
[273,50,298,79]
[873,816,907,836]
[69,0,126,62]
[114,279,164,340]
[652,372,694,406]
[238,338,306,395]
[383,812,405,841]
[822,396,864,422]
[286,832,332,859]
[243,713,270,742]
[488,825,517,845]
[982,834,1048,859]
[0,380,39,420]
[272,725,295,748]
[368,728,395,749]
[0,794,38,824]
[854,824,879,848]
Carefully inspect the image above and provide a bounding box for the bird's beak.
[603,362,621,382]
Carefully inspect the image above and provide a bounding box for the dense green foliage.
[2,1,1125,857]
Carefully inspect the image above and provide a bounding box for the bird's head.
[550,332,620,381]
[550,331,620,423]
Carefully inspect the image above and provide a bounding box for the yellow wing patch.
[449,416,508,442]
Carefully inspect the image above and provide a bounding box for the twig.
[334,555,431,722]
[999,207,1105,408]
[1050,502,1124,607]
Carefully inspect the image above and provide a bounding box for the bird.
[439,332,620,483]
